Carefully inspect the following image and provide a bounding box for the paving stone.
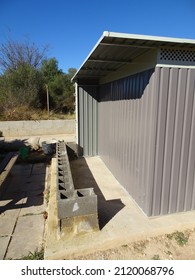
[0,236,10,259]
[11,164,32,176]
[31,163,46,175]
[19,195,45,217]
[28,173,46,182]
[0,206,22,236]
[5,214,45,260]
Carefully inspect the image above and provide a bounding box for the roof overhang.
[72,31,195,83]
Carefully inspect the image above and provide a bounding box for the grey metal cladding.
[98,67,195,216]
[152,67,195,216]
[78,85,98,156]
[98,69,157,216]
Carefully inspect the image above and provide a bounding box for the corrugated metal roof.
[72,31,195,82]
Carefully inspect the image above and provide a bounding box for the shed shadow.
[0,158,47,214]
[0,138,29,152]
[69,155,125,230]
[80,68,155,102]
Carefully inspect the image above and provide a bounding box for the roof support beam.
[100,42,157,49]
[88,58,132,63]
[82,67,116,72]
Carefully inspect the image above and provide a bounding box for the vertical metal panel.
[185,75,195,210]
[152,67,170,215]
[145,69,160,215]
[98,67,195,216]
[160,68,178,214]
[77,85,98,156]
[177,69,195,212]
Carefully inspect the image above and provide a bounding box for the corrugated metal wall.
[98,69,158,216]
[98,67,195,216]
[77,85,98,156]
[152,67,195,216]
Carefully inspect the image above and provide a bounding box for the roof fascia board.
[105,31,195,45]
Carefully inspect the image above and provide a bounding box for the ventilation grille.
[159,48,195,65]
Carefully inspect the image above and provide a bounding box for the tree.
[41,58,62,82]
[63,68,77,113]
[0,38,48,72]
[0,63,44,119]
[40,59,76,113]
[0,38,76,119]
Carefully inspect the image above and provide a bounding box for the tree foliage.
[40,58,76,113]
[0,38,76,120]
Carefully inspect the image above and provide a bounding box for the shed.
[72,31,195,217]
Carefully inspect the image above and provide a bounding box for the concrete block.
[56,141,99,235]
[58,188,98,219]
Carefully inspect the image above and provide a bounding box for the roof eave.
[72,31,195,82]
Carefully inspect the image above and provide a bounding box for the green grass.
[152,254,161,260]
[166,231,189,246]
[20,248,44,260]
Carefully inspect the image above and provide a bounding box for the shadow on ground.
[69,152,125,230]
[0,153,48,214]
[0,138,28,152]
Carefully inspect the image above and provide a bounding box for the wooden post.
[46,84,50,119]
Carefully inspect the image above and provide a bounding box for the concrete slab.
[19,195,45,217]
[10,164,32,176]
[31,163,47,175]
[0,207,22,236]
[44,156,195,260]
[3,181,45,194]
[5,214,45,260]
[27,173,46,183]
[0,236,10,259]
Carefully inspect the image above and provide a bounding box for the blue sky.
[0,0,195,73]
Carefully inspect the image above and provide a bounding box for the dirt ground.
[75,228,195,260]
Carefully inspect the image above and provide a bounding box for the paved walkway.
[0,162,48,259]
[0,134,75,260]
